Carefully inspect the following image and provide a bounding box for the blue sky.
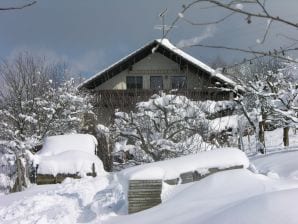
[1,0,298,77]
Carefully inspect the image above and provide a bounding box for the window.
[126,76,143,89]
[171,76,186,89]
[150,76,163,90]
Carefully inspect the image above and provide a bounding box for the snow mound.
[37,151,106,177]
[119,148,249,180]
[107,169,298,224]
[37,134,98,157]
[0,175,119,224]
[201,188,298,224]
[252,150,298,179]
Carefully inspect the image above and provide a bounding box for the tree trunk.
[258,121,266,154]
[283,127,290,147]
[11,157,27,192]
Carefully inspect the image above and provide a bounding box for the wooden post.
[283,127,290,147]
[91,163,96,177]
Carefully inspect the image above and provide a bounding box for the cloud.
[176,25,216,48]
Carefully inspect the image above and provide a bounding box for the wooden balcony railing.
[92,89,233,111]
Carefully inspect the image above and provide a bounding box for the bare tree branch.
[199,0,298,28]
[0,1,37,11]
[182,43,298,63]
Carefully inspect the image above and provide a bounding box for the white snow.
[106,169,298,224]
[243,128,298,152]
[119,148,249,180]
[2,148,298,223]
[0,175,124,224]
[201,188,298,224]
[37,134,98,157]
[235,3,244,10]
[37,151,106,176]
[251,150,298,179]
[35,134,105,177]
[156,39,243,90]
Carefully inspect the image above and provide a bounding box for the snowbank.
[201,188,298,224]
[119,148,249,180]
[37,134,98,157]
[251,150,298,179]
[0,175,124,223]
[107,169,298,224]
[37,151,106,177]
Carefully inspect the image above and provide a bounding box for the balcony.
[92,88,234,110]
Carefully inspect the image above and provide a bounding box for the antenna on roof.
[154,8,176,38]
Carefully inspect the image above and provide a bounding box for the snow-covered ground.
[243,127,298,152]
[2,143,298,223]
[0,174,125,224]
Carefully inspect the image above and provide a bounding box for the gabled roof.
[78,39,241,91]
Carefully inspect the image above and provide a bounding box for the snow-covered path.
[0,175,125,224]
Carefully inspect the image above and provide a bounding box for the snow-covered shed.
[35,134,106,184]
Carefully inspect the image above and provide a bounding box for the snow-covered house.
[79,39,243,124]
[79,39,242,104]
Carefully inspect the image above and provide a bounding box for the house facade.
[79,39,242,124]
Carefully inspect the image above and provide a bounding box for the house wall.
[95,53,205,90]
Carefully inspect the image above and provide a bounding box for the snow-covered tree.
[0,53,93,192]
[111,93,218,164]
[231,59,298,152]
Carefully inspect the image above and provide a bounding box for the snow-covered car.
[34,134,106,184]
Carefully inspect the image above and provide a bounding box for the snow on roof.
[79,39,242,90]
[119,148,249,181]
[37,134,98,157]
[37,151,106,177]
[35,134,106,176]
[156,39,238,88]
